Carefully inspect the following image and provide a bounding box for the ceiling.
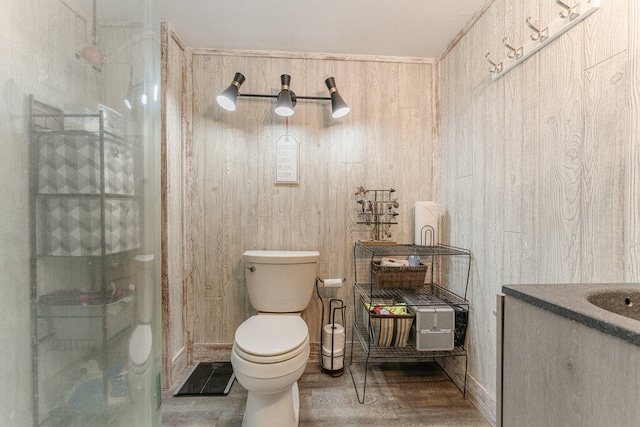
[157,0,488,58]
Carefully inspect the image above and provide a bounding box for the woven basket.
[371,261,428,289]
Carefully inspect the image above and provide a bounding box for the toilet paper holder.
[315,278,347,377]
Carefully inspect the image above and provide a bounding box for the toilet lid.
[235,315,308,357]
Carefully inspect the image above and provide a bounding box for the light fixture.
[215,72,350,118]
[274,74,296,117]
[216,72,246,111]
[325,77,350,118]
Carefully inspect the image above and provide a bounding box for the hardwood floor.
[162,361,490,426]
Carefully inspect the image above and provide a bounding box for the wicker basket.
[371,261,428,289]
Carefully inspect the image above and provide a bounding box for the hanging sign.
[275,134,299,184]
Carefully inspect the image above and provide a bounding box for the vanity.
[497,283,640,427]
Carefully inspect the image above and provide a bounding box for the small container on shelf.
[44,198,140,256]
[361,297,415,347]
[371,260,428,289]
[38,289,135,342]
[63,103,124,137]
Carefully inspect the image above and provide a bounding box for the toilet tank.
[243,250,320,313]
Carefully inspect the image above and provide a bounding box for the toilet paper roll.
[322,323,345,352]
[323,278,343,287]
[322,345,344,357]
[322,352,344,371]
[415,201,438,245]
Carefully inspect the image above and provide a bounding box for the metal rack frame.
[29,95,139,425]
[349,242,471,403]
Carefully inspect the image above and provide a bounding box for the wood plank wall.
[161,23,188,389]
[440,0,633,423]
[185,51,438,359]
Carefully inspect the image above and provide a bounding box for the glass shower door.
[0,0,161,426]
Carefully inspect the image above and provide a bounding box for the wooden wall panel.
[160,22,188,389]
[184,53,436,348]
[628,0,640,281]
[582,53,627,282]
[440,0,637,424]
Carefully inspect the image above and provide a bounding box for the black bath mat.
[174,362,235,396]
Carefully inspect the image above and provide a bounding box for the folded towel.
[380,257,409,267]
[366,303,409,316]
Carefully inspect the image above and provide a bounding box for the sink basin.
[587,289,640,321]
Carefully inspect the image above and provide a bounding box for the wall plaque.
[275,134,299,184]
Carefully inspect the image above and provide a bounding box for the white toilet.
[231,250,320,427]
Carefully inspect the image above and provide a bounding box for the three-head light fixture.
[216,72,350,119]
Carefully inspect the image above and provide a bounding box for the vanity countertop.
[502,283,640,347]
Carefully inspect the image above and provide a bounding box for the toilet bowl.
[231,314,310,427]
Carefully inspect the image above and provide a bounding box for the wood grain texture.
[161,21,188,389]
[582,53,627,282]
[583,0,628,70]
[439,0,639,423]
[182,52,436,350]
[162,362,490,427]
[539,0,585,284]
[628,0,640,281]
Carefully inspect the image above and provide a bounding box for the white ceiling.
[157,0,488,58]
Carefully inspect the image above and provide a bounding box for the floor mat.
[174,362,235,396]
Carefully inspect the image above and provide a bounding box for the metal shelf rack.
[349,242,471,403]
[29,95,140,426]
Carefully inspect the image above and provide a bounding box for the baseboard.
[437,357,496,426]
[169,347,188,390]
[192,343,233,361]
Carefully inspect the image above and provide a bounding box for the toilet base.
[243,382,300,427]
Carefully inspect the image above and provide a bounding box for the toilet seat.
[234,315,308,363]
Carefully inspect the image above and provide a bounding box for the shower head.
[76,0,105,72]
[76,46,107,72]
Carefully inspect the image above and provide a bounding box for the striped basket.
[362,300,415,347]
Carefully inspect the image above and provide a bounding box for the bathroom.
[2,0,638,425]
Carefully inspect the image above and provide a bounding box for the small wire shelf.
[355,282,468,307]
[352,322,467,358]
[356,243,470,257]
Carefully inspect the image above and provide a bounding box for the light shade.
[216,72,245,111]
[275,74,295,117]
[325,77,350,118]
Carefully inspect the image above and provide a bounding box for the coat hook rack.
[489,0,599,81]
[525,17,548,42]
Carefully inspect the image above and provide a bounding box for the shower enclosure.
[1,0,161,425]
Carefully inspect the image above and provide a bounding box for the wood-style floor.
[162,361,490,426]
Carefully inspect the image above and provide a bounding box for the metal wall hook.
[490,0,599,81]
[555,0,579,20]
[485,52,503,73]
[502,37,523,59]
[526,17,549,42]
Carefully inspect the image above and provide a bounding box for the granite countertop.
[502,283,640,347]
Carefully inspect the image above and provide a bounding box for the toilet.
[129,254,154,374]
[231,250,320,427]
